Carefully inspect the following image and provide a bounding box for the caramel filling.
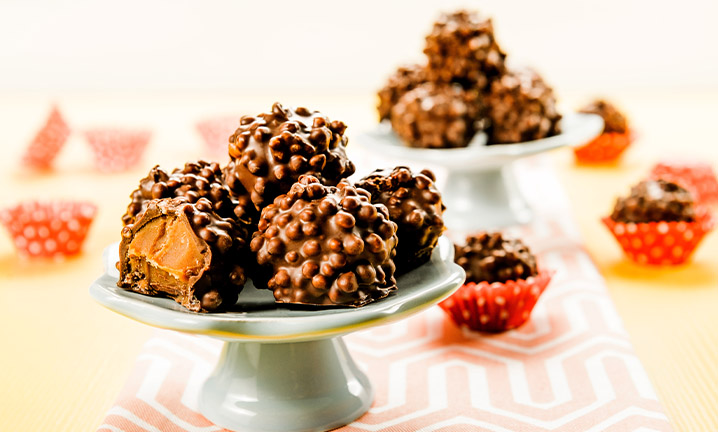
[128,215,209,284]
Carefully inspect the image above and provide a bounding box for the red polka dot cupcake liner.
[196,116,237,156]
[21,106,71,170]
[439,270,552,333]
[573,130,632,163]
[0,201,97,258]
[649,161,718,206]
[602,211,714,265]
[85,128,151,172]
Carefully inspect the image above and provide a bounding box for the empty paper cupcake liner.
[0,201,98,258]
[21,106,71,170]
[650,161,718,206]
[574,130,632,163]
[85,129,151,172]
[439,269,552,333]
[602,211,714,265]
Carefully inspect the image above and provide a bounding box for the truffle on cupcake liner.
[573,130,634,164]
[602,210,714,266]
[0,200,97,258]
[84,128,152,172]
[21,106,71,170]
[439,269,552,333]
[649,161,718,206]
[574,99,632,163]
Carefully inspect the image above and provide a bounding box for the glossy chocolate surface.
[250,176,398,307]
[357,167,445,273]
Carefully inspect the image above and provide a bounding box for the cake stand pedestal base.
[199,337,373,432]
[91,238,464,432]
[442,165,531,230]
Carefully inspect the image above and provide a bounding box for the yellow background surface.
[0,92,716,431]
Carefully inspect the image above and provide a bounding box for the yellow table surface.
[0,91,716,431]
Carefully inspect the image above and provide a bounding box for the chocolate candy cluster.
[224,103,355,210]
[118,102,445,312]
[579,99,628,134]
[610,179,695,223]
[486,68,562,144]
[377,64,427,122]
[251,176,398,306]
[122,160,256,227]
[119,198,248,312]
[423,10,506,90]
[390,83,484,149]
[377,9,561,147]
[357,167,445,271]
[455,232,537,284]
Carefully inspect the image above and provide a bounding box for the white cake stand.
[356,113,603,230]
[90,236,464,432]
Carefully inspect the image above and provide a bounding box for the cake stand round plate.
[90,236,465,432]
[356,112,603,230]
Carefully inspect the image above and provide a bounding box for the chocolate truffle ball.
[250,176,398,307]
[423,10,506,90]
[225,102,356,210]
[455,232,538,284]
[122,160,257,227]
[579,99,628,134]
[390,83,483,148]
[377,64,427,121]
[486,68,562,144]
[357,167,445,272]
[610,179,695,223]
[118,198,249,312]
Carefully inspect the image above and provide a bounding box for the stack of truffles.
[118,103,446,312]
[378,10,562,148]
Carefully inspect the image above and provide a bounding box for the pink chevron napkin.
[97,157,673,431]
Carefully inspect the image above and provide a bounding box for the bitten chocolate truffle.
[610,179,695,223]
[377,64,427,121]
[122,160,257,227]
[423,10,506,90]
[390,83,483,148]
[250,176,398,307]
[579,99,628,134]
[486,68,562,144]
[118,198,249,312]
[225,103,356,210]
[357,167,445,272]
[455,232,538,284]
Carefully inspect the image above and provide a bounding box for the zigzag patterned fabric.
[97,157,673,431]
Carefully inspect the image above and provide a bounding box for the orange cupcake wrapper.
[574,131,632,163]
[602,212,714,265]
[21,106,71,170]
[0,201,97,258]
[649,161,718,206]
[439,269,552,333]
[85,129,151,172]
[196,116,238,156]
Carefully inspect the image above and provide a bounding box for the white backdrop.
[1,0,717,94]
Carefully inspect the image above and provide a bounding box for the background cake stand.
[90,236,464,432]
[356,112,603,230]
